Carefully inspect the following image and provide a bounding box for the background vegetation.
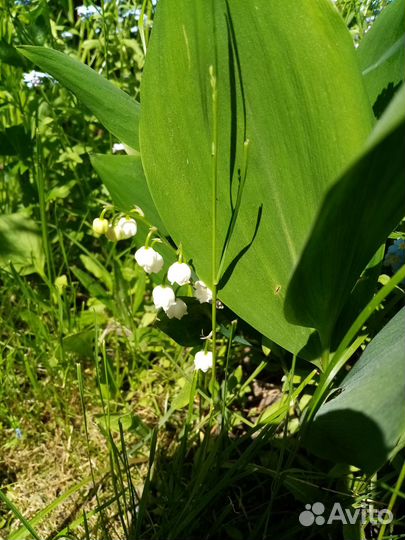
[0,1,404,539]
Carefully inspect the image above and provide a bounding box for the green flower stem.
[210,64,219,402]
[100,205,114,220]
[320,347,330,371]
[145,226,158,248]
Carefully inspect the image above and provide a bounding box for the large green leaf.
[90,154,167,232]
[357,0,405,115]
[18,46,140,150]
[140,0,373,358]
[285,86,405,347]
[305,306,405,474]
[0,213,44,275]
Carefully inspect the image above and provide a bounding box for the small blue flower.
[61,31,74,40]
[23,70,53,88]
[14,0,31,6]
[130,25,139,34]
[76,5,101,20]
[15,428,23,440]
[120,8,140,19]
[384,238,405,273]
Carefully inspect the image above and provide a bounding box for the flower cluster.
[152,286,188,320]
[134,247,190,320]
[92,213,138,241]
[76,5,101,20]
[133,237,213,321]
[23,70,54,89]
[92,206,215,371]
[120,7,142,20]
[384,238,405,274]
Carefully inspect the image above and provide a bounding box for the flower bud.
[167,262,191,286]
[194,351,213,372]
[135,246,164,274]
[92,217,109,236]
[193,280,213,303]
[166,299,188,320]
[152,285,175,311]
[55,274,68,293]
[106,223,120,241]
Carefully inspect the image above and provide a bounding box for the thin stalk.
[321,347,330,371]
[35,129,54,284]
[377,458,405,540]
[210,64,219,401]
[221,319,237,430]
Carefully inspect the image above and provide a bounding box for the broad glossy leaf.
[18,46,140,150]
[305,307,405,474]
[90,154,166,232]
[285,86,405,346]
[156,298,213,347]
[0,213,44,275]
[140,0,373,358]
[357,0,405,115]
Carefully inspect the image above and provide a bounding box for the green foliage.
[0,126,31,158]
[1,1,405,539]
[357,0,405,114]
[140,0,374,357]
[90,154,166,231]
[285,85,405,348]
[18,46,140,150]
[306,306,405,474]
[0,213,44,275]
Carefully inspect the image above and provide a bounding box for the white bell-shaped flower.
[135,246,164,274]
[152,285,175,311]
[116,217,137,239]
[193,280,213,303]
[194,351,213,372]
[112,143,126,154]
[167,262,191,286]
[92,217,109,236]
[166,299,188,320]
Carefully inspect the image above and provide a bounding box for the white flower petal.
[135,246,164,274]
[167,262,191,286]
[166,299,188,320]
[152,285,175,311]
[193,280,213,303]
[194,351,213,372]
[116,217,137,239]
